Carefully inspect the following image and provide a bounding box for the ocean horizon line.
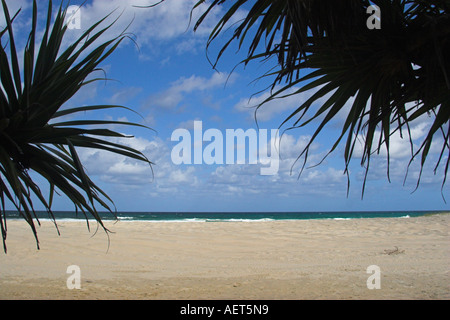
[3,210,448,223]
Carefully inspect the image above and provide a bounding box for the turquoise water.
[3,210,445,222]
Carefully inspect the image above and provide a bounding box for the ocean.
[3,210,446,222]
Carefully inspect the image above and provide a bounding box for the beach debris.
[383,246,405,255]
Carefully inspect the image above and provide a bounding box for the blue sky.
[2,0,449,212]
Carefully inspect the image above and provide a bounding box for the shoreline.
[0,214,449,299]
[3,210,448,224]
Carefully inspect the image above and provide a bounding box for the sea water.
[3,210,444,222]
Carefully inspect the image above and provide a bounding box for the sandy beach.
[0,213,448,300]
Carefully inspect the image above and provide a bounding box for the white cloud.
[146,72,231,110]
[175,118,202,130]
[0,0,236,62]
[108,87,142,104]
[78,135,157,185]
[77,134,203,197]
[233,84,346,126]
[346,113,448,191]
[73,125,446,205]
[234,86,301,122]
[352,116,436,160]
[58,0,246,56]
[203,132,342,194]
[76,128,343,199]
[0,0,31,29]
[168,166,197,184]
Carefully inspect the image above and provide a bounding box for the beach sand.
[0,213,448,300]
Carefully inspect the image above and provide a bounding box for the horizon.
[4,209,448,214]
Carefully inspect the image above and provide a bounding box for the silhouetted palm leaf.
[0,0,153,252]
[194,0,449,198]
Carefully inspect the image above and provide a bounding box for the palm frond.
[194,0,450,199]
[0,0,153,252]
